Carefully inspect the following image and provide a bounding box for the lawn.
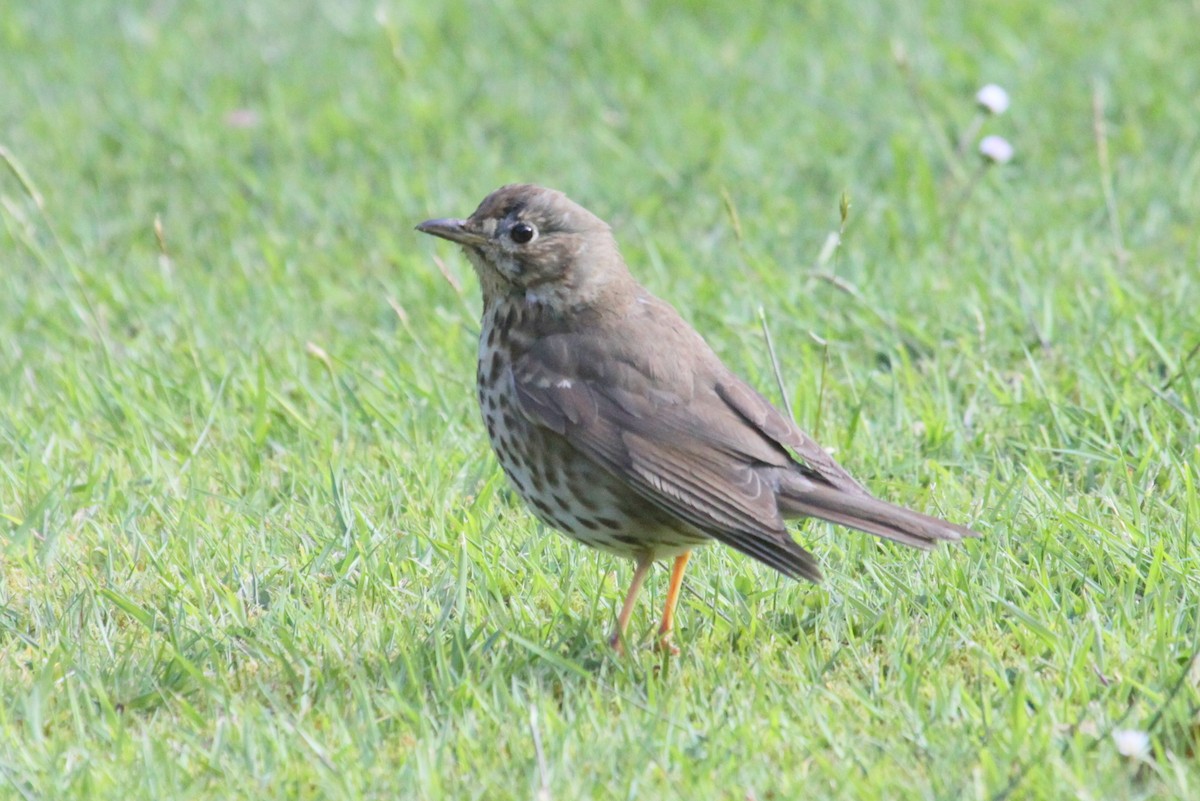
[2,0,1198,798]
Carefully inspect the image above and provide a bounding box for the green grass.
[2,0,1198,798]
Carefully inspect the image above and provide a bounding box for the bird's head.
[417,184,630,310]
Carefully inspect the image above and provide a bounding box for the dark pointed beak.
[415,218,488,247]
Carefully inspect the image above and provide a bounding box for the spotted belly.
[475,354,707,560]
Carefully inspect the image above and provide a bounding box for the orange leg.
[656,551,692,654]
[608,555,654,653]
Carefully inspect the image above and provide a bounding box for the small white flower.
[1112,729,1151,760]
[976,84,1010,115]
[979,135,1015,164]
[223,108,260,129]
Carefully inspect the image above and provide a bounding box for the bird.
[416,184,979,652]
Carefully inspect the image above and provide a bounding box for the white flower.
[976,84,1010,115]
[1112,729,1151,760]
[979,135,1015,164]
[223,108,260,129]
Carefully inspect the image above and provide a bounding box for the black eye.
[509,222,536,244]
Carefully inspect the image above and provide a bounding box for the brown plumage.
[417,184,979,651]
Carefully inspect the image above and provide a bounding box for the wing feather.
[511,343,823,581]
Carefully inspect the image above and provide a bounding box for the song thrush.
[417,184,978,652]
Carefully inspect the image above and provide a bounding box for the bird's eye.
[509,222,536,244]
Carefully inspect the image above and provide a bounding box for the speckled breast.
[474,300,706,560]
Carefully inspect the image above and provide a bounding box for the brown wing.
[510,327,826,581]
[713,379,866,495]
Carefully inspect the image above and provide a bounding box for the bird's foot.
[654,632,680,656]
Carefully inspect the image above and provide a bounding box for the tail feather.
[779,483,979,550]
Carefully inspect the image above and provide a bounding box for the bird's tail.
[778,481,979,549]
